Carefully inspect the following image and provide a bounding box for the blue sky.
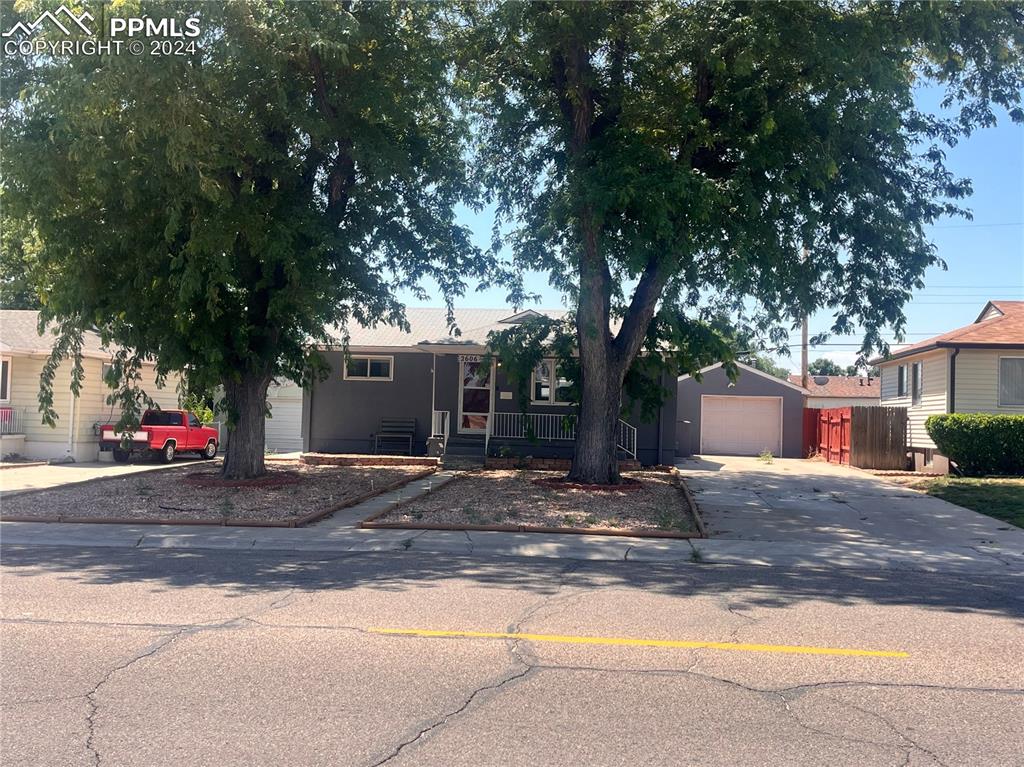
[400,87,1024,374]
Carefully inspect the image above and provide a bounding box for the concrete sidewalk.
[2,518,1021,574]
[0,459,198,497]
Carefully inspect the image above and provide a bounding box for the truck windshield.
[142,412,183,426]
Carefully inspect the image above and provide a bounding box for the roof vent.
[813,375,829,386]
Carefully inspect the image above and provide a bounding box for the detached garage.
[676,362,807,458]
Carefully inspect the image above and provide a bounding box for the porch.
[431,409,638,461]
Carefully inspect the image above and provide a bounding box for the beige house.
[871,300,1024,472]
[0,310,179,461]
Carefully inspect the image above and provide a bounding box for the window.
[188,413,202,428]
[101,362,119,388]
[531,360,572,405]
[0,357,9,402]
[999,357,1024,406]
[911,362,923,406]
[142,411,183,426]
[897,365,908,397]
[344,355,393,381]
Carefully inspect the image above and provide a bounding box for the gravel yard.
[372,469,694,533]
[1,461,431,524]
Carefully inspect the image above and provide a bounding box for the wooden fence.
[804,406,907,470]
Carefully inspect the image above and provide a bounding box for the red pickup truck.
[101,409,219,463]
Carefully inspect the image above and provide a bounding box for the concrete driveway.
[0,460,202,498]
[680,456,1024,553]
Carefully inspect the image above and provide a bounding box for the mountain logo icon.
[2,5,94,38]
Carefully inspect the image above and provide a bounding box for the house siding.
[5,353,178,461]
[305,350,676,464]
[676,367,805,458]
[307,350,434,454]
[878,350,948,449]
[954,349,1024,414]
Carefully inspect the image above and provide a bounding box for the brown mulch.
[1,461,429,524]
[183,469,302,488]
[373,469,693,533]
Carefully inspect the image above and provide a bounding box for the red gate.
[816,407,852,465]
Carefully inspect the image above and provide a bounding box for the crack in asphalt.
[367,664,534,766]
[74,589,301,766]
[823,695,952,767]
[84,627,190,766]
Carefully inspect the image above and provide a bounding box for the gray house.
[676,362,808,458]
[302,308,678,465]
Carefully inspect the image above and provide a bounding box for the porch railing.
[431,410,450,450]
[617,419,638,460]
[488,412,638,460]
[0,407,24,435]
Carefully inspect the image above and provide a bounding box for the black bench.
[374,417,416,455]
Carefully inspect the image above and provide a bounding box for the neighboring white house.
[265,379,304,453]
[0,310,180,461]
[870,300,1024,472]
[787,374,881,409]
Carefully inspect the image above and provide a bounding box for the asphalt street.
[2,545,1022,766]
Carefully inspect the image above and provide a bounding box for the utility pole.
[800,245,810,390]
[801,314,809,389]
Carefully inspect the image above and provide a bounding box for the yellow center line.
[368,628,909,658]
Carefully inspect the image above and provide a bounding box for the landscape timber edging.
[301,453,439,467]
[673,468,707,538]
[484,456,641,471]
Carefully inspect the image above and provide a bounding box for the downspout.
[66,386,77,461]
[948,347,960,413]
[304,379,314,453]
[656,372,664,466]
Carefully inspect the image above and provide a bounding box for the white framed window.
[0,357,10,402]
[998,356,1024,406]
[911,361,923,406]
[897,364,908,397]
[343,355,393,381]
[531,359,571,405]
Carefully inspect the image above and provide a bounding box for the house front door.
[458,357,492,433]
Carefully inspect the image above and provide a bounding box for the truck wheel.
[112,448,130,463]
[201,441,217,459]
[160,442,176,463]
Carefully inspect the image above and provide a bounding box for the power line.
[929,221,1024,229]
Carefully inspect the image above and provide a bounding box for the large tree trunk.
[221,372,271,480]
[567,211,625,485]
[569,364,624,485]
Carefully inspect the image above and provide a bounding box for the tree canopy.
[468,0,1024,482]
[808,358,844,377]
[2,0,483,477]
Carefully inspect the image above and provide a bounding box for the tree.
[3,1,482,478]
[469,1,1024,484]
[809,358,844,377]
[0,215,43,309]
[744,354,791,380]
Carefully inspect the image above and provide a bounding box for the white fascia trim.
[678,361,809,393]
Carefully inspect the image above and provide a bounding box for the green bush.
[925,414,1024,476]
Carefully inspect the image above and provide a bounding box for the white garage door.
[265,382,304,453]
[701,395,782,456]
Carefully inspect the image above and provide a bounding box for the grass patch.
[906,476,1024,529]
